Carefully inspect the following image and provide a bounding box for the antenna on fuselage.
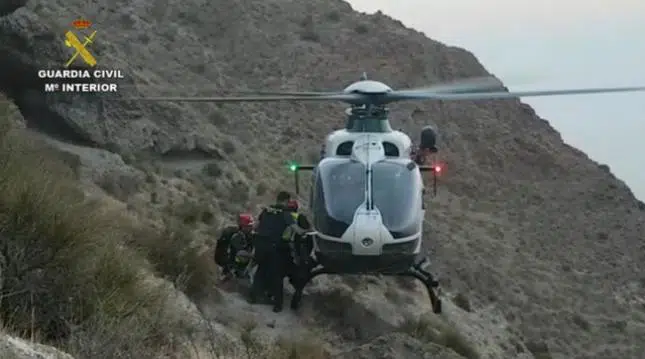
[360,72,368,81]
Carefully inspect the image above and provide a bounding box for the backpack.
[214,226,237,267]
[255,206,290,240]
[254,205,292,257]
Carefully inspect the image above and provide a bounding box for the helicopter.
[127,74,645,314]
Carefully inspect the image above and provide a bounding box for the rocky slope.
[1,0,644,358]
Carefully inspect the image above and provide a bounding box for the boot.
[248,289,258,304]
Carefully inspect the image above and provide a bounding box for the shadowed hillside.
[1,0,644,358]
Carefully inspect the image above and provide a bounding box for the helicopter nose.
[342,208,393,256]
[361,237,374,247]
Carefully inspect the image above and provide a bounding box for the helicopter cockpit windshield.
[371,161,423,238]
[312,158,422,239]
[312,159,365,238]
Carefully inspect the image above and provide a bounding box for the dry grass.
[525,341,553,359]
[0,100,327,358]
[6,0,645,356]
[399,315,479,359]
[233,319,330,359]
[130,221,220,301]
[0,101,195,358]
[453,292,472,312]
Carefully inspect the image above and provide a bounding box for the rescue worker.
[282,199,316,310]
[214,213,255,281]
[284,199,313,268]
[250,191,306,312]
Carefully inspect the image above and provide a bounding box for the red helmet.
[287,199,299,210]
[238,213,254,227]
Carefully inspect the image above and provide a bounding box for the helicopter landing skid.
[290,258,442,314]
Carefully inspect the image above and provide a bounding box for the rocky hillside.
[1,0,644,358]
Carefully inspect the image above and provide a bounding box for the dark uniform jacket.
[254,204,295,256]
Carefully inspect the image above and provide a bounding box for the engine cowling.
[419,126,438,152]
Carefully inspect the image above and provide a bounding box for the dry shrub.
[61,303,186,359]
[525,340,553,359]
[453,292,472,312]
[0,106,182,357]
[309,287,394,341]
[235,319,330,359]
[132,221,220,301]
[268,336,330,359]
[169,199,214,225]
[399,315,479,359]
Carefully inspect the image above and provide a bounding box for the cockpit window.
[312,159,366,237]
[325,161,365,216]
[336,141,353,156]
[313,159,421,239]
[383,142,399,156]
[371,161,422,237]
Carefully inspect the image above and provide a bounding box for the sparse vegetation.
[572,314,592,331]
[255,181,268,196]
[131,221,219,299]
[237,318,330,359]
[399,315,480,359]
[230,180,250,203]
[168,198,214,225]
[4,0,645,355]
[354,23,368,34]
[300,29,320,42]
[96,170,143,200]
[525,340,553,359]
[325,10,340,22]
[203,162,223,177]
[453,292,472,312]
[0,103,181,357]
[208,110,228,126]
[606,319,627,332]
[0,98,331,359]
[300,14,320,42]
[221,139,236,154]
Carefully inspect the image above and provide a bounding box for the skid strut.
[290,259,442,314]
[397,264,442,314]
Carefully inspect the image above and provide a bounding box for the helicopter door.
[371,161,423,238]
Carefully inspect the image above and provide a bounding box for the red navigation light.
[72,19,91,29]
[434,165,442,173]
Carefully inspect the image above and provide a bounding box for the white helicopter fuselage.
[310,128,424,261]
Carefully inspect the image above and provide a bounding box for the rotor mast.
[344,73,393,133]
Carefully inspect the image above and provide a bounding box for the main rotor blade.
[228,90,342,96]
[396,76,504,94]
[116,84,340,96]
[390,86,645,101]
[120,93,362,102]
